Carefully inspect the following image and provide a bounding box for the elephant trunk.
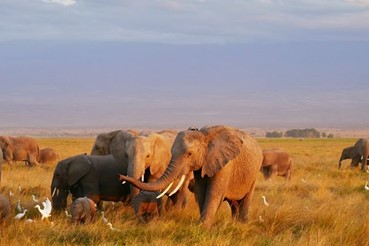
[127,156,146,199]
[120,160,181,192]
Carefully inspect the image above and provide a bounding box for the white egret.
[14,209,28,220]
[262,195,269,206]
[32,195,39,202]
[106,222,119,231]
[101,211,108,224]
[364,181,369,191]
[35,198,52,220]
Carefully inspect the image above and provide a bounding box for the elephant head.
[125,131,175,199]
[120,125,244,195]
[51,154,92,210]
[354,138,369,172]
[0,136,13,162]
[338,146,359,169]
[91,130,122,155]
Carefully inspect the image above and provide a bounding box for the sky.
[0,0,369,130]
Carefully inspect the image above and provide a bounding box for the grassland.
[1,137,369,246]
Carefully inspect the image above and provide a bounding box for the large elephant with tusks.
[119,125,263,228]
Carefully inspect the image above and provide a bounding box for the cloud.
[42,0,76,7]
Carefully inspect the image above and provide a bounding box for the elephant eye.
[188,152,192,157]
[146,154,150,158]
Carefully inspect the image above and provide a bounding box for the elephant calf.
[261,149,293,180]
[70,197,97,224]
[133,191,162,223]
[38,148,59,164]
[0,194,11,223]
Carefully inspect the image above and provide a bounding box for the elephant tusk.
[156,182,174,199]
[122,181,126,184]
[56,189,59,197]
[51,187,57,197]
[169,175,186,197]
[141,174,144,182]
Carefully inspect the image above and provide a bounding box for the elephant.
[124,129,192,209]
[69,197,97,224]
[133,191,162,223]
[119,125,263,228]
[0,194,11,223]
[38,148,59,164]
[0,148,3,184]
[339,138,369,171]
[0,136,40,166]
[51,154,130,211]
[261,149,293,180]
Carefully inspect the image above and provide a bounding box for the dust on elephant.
[0,136,40,166]
[133,191,162,223]
[261,149,293,180]
[119,125,263,228]
[125,129,192,209]
[339,138,369,171]
[51,154,130,211]
[38,148,59,164]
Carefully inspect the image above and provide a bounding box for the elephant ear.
[262,150,278,167]
[201,126,243,178]
[67,154,91,186]
[150,133,172,176]
[0,136,11,148]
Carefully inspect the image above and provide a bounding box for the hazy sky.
[1,0,369,130]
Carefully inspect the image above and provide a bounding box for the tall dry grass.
[1,137,369,245]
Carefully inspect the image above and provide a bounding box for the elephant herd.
[1,126,369,228]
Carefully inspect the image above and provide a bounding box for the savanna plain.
[1,137,369,246]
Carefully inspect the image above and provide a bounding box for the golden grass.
[1,137,369,245]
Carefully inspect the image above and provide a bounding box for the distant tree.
[327,133,334,138]
[321,132,327,138]
[284,128,321,138]
[265,131,283,138]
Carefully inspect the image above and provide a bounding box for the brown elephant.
[133,191,163,223]
[38,148,59,164]
[0,194,11,223]
[339,138,369,172]
[0,136,40,166]
[125,129,192,210]
[119,125,263,228]
[261,149,293,180]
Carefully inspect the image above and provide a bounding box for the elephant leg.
[270,164,278,179]
[200,174,229,228]
[193,170,207,213]
[284,168,291,181]
[238,180,256,222]
[227,200,239,219]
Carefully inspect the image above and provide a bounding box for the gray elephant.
[120,125,263,228]
[51,154,130,211]
[69,197,97,224]
[339,138,369,171]
[38,148,59,164]
[0,136,40,166]
[133,191,162,223]
[261,149,293,180]
[0,194,11,223]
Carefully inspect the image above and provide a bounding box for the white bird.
[35,198,52,220]
[14,209,28,220]
[258,215,264,223]
[106,222,119,231]
[101,211,108,224]
[18,186,22,193]
[16,200,23,213]
[301,178,307,183]
[364,181,369,191]
[25,219,34,223]
[65,210,72,218]
[32,195,39,202]
[262,195,269,206]
[9,190,14,196]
